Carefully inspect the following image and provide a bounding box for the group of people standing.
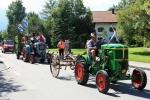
[57,39,72,57]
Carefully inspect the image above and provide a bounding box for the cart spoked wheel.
[96,70,110,94]
[22,48,28,62]
[50,54,60,78]
[16,51,20,59]
[75,60,89,85]
[29,54,35,64]
[132,68,147,90]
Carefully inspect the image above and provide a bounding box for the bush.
[145,41,150,48]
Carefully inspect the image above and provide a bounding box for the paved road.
[0,51,150,100]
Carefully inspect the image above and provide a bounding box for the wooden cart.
[49,53,77,78]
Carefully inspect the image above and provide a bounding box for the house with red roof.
[92,9,117,42]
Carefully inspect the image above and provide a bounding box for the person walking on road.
[57,39,65,59]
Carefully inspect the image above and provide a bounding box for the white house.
[92,9,117,42]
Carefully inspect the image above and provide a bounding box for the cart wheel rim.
[75,63,83,80]
[23,49,26,58]
[133,71,142,87]
[96,74,105,90]
[30,55,33,63]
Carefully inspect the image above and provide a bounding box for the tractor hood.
[101,44,128,50]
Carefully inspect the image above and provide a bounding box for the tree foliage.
[113,0,150,47]
[6,0,26,39]
[48,0,94,47]
[27,12,44,34]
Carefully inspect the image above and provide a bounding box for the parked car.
[1,40,14,53]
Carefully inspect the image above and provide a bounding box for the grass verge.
[129,47,150,63]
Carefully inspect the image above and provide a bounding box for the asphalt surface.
[0,51,150,100]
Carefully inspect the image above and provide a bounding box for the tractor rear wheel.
[22,48,28,62]
[96,70,110,94]
[29,54,35,64]
[132,68,147,90]
[75,60,89,85]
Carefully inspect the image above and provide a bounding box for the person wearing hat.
[86,32,99,63]
[98,36,105,48]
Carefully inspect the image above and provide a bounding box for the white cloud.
[0,0,120,13]
[83,0,120,11]
[22,0,46,13]
[0,0,45,13]
[0,0,16,9]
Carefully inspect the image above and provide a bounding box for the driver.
[30,32,37,52]
[86,32,99,63]
[30,32,38,43]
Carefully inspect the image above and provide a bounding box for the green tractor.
[75,43,147,94]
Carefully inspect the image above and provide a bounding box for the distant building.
[92,9,117,42]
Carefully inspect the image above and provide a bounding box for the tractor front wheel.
[75,61,89,85]
[132,68,147,90]
[22,48,28,62]
[96,70,110,94]
[29,54,35,64]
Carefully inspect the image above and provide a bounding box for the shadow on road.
[0,72,25,97]
[1,52,15,54]
[107,82,150,99]
[57,74,150,99]
[57,74,75,81]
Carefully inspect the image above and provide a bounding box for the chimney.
[112,8,115,14]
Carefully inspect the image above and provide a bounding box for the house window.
[98,27,104,32]
[109,27,116,32]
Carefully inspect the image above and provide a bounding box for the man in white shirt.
[86,32,98,63]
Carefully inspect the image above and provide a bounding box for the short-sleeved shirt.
[86,39,98,49]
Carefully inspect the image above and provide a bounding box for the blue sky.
[0,0,121,31]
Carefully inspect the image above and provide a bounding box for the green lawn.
[48,47,150,63]
[47,48,85,55]
[129,47,150,63]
